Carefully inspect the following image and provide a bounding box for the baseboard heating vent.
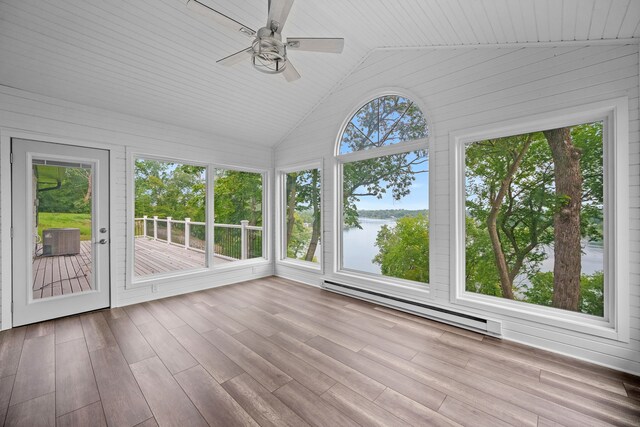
[323,280,502,336]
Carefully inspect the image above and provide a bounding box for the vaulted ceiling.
[0,0,638,147]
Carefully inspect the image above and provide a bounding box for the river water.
[342,217,604,276]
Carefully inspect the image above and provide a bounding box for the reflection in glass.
[32,160,93,299]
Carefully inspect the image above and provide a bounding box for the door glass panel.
[32,160,94,299]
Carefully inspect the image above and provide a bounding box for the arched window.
[339,95,428,155]
[336,94,430,285]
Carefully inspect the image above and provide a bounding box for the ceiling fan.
[186,0,345,82]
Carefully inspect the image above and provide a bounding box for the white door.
[12,139,110,326]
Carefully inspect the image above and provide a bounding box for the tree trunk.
[83,171,92,203]
[544,128,582,311]
[487,138,533,300]
[285,174,297,247]
[305,170,321,262]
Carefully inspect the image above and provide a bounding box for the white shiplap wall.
[0,85,274,329]
[274,43,640,375]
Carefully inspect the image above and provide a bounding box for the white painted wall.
[0,85,274,329]
[274,43,640,375]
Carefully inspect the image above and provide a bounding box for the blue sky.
[354,169,429,211]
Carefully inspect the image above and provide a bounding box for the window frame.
[211,164,270,268]
[334,91,433,296]
[276,160,324,272]
[450,98,629,342]
[126,151,270,288]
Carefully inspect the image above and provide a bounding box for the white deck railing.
[134,216,262,260]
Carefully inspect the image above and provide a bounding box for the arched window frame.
[334,90,433,293]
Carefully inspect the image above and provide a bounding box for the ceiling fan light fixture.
[251,34,287,74]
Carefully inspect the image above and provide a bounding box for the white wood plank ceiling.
[0,0,638,147]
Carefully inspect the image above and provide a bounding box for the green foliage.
[525,271,604,317]
[37,167,91,214]
[214,169,263,226]
[38,213,92,241]
[464,121,605,315]
[373,214,429,283]
[135,159,206,222]
[357,209,428,219]
[285,169,321,262]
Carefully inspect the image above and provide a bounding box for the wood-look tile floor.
[1,276,639,427]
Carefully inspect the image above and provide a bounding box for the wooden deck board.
[31,239,232,299]
[0,276,638,426]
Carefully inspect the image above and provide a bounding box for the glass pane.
[134,159,206,277]
[32,162,93,299]
[341,150,429,283]
[464,121,604,317]
[339,95,428,155]
[214,169,264,263]
[285,169,321,263]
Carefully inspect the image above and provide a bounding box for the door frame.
[0,129,117,329]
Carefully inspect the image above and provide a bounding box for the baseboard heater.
[323,280,502,336]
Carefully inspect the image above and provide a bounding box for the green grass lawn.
[38,212,92,240]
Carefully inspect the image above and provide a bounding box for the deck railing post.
[184,218,190,249]
[240,220,249,260]
[153,216,158,240]
[143,215,148,237]
[167,217,172,244]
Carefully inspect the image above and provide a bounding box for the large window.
[338,95,430,284]
[452,100,629,340]
[281,166,322,266]
[464,122,605,316]
[134,158,207,277]
[214,169,265,263]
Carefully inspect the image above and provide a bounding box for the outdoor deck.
[32,239,230,299]
[32,241,93,299]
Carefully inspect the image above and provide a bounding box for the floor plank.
[374,387,462,427]
[4,392,55,427]
[203,328,292,392]
[136,320,198,374]
[234,329,336,395]
[320,382,411,427]
[307,336,447,411]
[438,395,512,427]
[105,313,155,364]
[222,373,310,427]
[174,365,259,427]
[0,327,26,379]
[54,316,84,344]
[268,332,387,401]
[10,334,55,406]
[273,380,360,427]
[56,401,107,427]
[169,324,243,383]
[55,338,100,416]
[130,356,207,426]
[80,312,117,352]
[89,346,152,426]
[0,375,15,426]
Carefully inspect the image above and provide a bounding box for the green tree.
[340,96,428,229]
[465,122,604,314]
[373,214,429,283]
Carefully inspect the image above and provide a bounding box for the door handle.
[97,239,108,245]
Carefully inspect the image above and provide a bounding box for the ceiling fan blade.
[282,60,301,82]
[286,38,344,53]
[187,0,256,38]
[217,47,253,66]
[267,0,295,33]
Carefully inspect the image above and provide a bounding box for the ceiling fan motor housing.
[251,27,287,74]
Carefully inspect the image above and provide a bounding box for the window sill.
[332,269,431,303]
[277,258,322,273]
[452,291,626,342]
